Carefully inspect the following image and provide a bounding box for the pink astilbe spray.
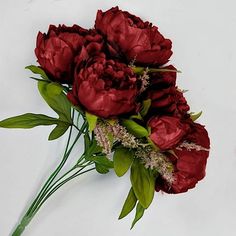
[176,141,210,152]
[136,147,175,185]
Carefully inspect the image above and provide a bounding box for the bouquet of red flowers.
[0,7,210,236]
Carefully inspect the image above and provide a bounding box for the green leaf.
[114,148,134,177]
[0,113,59,129]
[95,163,110,174]
[38,81,72,123]
[90,156,113,168]
[131,202,145,229]
[48,123,70,140]
[46,82,63,96]
[91,139,103,154]
[30,77,50,83]
[130,159,155,208]
[140,99,151,117]
[131,66,145,75]
[130,113,143,121]
[26,65,49,80]
[93,144,103,154]
[122,119,148,138]
[119,188,137,219]
[131,66,181,75]
[190,111,202,121]
[84,138,102,158]
[85,112,98,132]
[148,68,181,73]
[84,133,91,151]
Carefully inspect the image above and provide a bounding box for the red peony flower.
[146,65,176,112]
[67,55,139,118]
[155,122,210,194]
[95,7,172,66]
[35,24,87,83]
[174,89,190,117]
[74,29,104,69]
[148,116,190,150]
[145,65,190,118]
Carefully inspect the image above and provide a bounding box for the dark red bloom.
[95,7,172,66]
[74,29,104,69]
[155,122,210,194]
[146,65,176,112]
[35,24,87,83]
[146,65,190,118]
[67,55,138,118]
[174,89,190,116]
[148,116,190,150]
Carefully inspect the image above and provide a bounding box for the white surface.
[0,0,236,235]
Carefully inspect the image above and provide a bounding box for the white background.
[0,0,236,235]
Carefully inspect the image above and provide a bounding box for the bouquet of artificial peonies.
[0,7,210,236]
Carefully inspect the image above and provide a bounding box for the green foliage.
[37,81,73,140]
[85,112,98,132]
[83,134,110,174]
[48,123,70,140]
[91,156,113,168]
[84,133,91,151]
[0,113,60,128]
[46,82,63,96]
[131,202,145,229]
[114,148,134,177]
[119,188,137,219]
[140,99,151,117]
[0,113,70,141]
[84,136,103,159]
[89,155,113,174]
[122,119,148,138]
[130,159,155,209]
[190,111,202,121]
[38,81,72,123]
[0,79,73,142]
[25,65,49,80]
[130,113,143,121]
[95,163,110,174]
[131,66,145,75]
[131,66,180,75]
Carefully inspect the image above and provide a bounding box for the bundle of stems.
[12,110,98,236]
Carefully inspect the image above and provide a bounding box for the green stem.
[11,165,95,236]
[25,122,74,217]
[73,124,84,133]
[24,109,79,216]
[36,157,89,201]
[11,114,92,236]
[34,166,95,213]
[29,121,87,215]
[12,215,33,236]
